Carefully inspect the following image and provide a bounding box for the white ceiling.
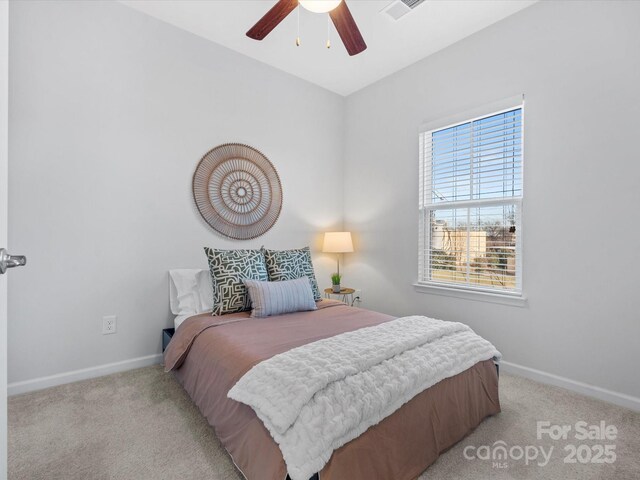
[119,0,536,96]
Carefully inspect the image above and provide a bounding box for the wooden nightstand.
[162,328,175,352]
[323,287,355,306]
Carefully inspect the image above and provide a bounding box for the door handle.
[0,248,27,274]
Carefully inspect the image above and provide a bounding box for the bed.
[164,299,501,480]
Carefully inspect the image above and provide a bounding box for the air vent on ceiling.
[381,0,427,20]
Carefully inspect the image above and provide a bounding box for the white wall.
[343,0,640,400]
[9,0,640,406]
[8,0,344,385]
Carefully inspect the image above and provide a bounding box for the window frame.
[415,98,525,304]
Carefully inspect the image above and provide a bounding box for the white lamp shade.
[299,0,342,14]
[322,232,354,253]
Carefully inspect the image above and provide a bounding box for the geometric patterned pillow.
[204,248,268,315]
[262,246,321,301]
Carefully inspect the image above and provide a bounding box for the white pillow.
[169,269,213,315]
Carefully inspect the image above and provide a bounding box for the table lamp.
[322,232,354,278]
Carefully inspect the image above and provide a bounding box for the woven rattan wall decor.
[192,143,283,240]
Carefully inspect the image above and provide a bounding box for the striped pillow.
[243,277,317,318]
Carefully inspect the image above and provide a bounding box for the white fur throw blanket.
[228,316,501,480]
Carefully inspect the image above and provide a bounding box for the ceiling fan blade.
[329,1,367,56]
[246,0,299,41]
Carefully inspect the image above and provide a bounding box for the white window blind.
[418,106,523,295]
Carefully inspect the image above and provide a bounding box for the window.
[418,105,523,296]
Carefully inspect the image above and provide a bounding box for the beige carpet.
[8,366,640,480]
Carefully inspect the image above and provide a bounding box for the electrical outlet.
[353,289,363,305]
[102,315,117,335]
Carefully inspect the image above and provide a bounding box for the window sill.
[413,283,528,307]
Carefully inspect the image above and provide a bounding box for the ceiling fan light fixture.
[247,0,366,56]
[299,0,342,14]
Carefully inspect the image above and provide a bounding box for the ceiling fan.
[246,0,367,56]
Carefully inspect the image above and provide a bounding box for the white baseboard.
[8,353,163,396]
[8,354,640,412]
[500,360,640,412]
